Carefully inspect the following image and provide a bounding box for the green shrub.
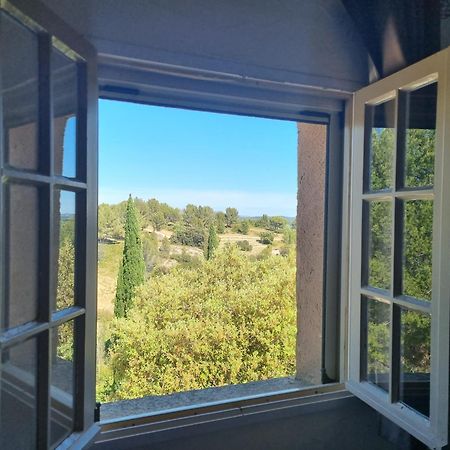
[259,231,274,245]
[99,246,296,401]
[236,240,252,252]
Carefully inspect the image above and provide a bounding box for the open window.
[3,1,450,449]
[347,48,450,448]
[0,1,98,448]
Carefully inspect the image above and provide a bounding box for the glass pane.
[365,99,395,192]
[50,321,75,447]
[55,190,76,311]
[400,309,431,417]
[0,337,37,450]
[3,183,40,329]
[403,200,433,301]
[365,298,390,392]
[366,200,392,291]
[404,83,437,188]
[53,48,78,178]
[1,13,39,171]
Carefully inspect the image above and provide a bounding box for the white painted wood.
[346,48,450,447]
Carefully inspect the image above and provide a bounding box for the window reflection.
[366,201,392,291]
[52,48,78,178]
[0,338,37,450]
[365,298,390,392]
[50,321,75,447]
[55,190,76,311]
[1,13,39,171]
[3,183,40,330]
[400,309,431,417]
[403,200,433,301]
[404,83,436,188]
[365,100,395,192]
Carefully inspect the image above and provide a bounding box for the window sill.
[100,376,307,421]
[96,381,347,446]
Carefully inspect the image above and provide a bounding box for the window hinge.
[94,402,101,422]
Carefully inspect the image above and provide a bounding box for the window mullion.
[388,91,401,404]
[36,31,52,450]
[390,304,401,403]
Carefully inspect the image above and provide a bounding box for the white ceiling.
[40,0,371,93]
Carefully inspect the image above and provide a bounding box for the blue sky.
[99,100,297,216]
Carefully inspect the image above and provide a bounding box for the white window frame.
[346,47,450,449]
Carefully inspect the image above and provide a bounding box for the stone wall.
[296,122,327,385]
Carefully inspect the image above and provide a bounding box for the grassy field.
[98,241,123,319]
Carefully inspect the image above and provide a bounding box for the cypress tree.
[204,224,219,260]
[114,195,145,318]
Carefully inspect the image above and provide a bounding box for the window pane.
[403,200,433,301]
[0,337,37,450]
[364,298,390,392]
[55,190,76,311]
[53,48,78,178]
[404,83,437,188]
[3,183,41,329]
[1,13,39,171]
[50,321,75,447]
[365,200,392,291]
[365,99,395,192]
[400,309,431,417]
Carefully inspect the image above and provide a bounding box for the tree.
[216,212,226,234]
[204,225,219,260]
[238,220,250,235]
[283,227,296,245]
[268,216,288,232]
[147,198,166,231]
[225,207,239,227]
[256,214,270,229]
[98,202,126,240]
[114,196,145,318]
[142,232,159,273]
[259,231,274,245]
[170,223,206,248]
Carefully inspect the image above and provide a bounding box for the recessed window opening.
[95,100,302,418]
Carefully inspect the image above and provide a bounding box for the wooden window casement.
[347,48,450,449]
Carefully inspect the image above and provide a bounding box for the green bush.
[259,231,274,245]
[171,249,202,269]
[98,246,296,401]
[236,240,252,252]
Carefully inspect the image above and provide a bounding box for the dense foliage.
[98,246,296,401]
